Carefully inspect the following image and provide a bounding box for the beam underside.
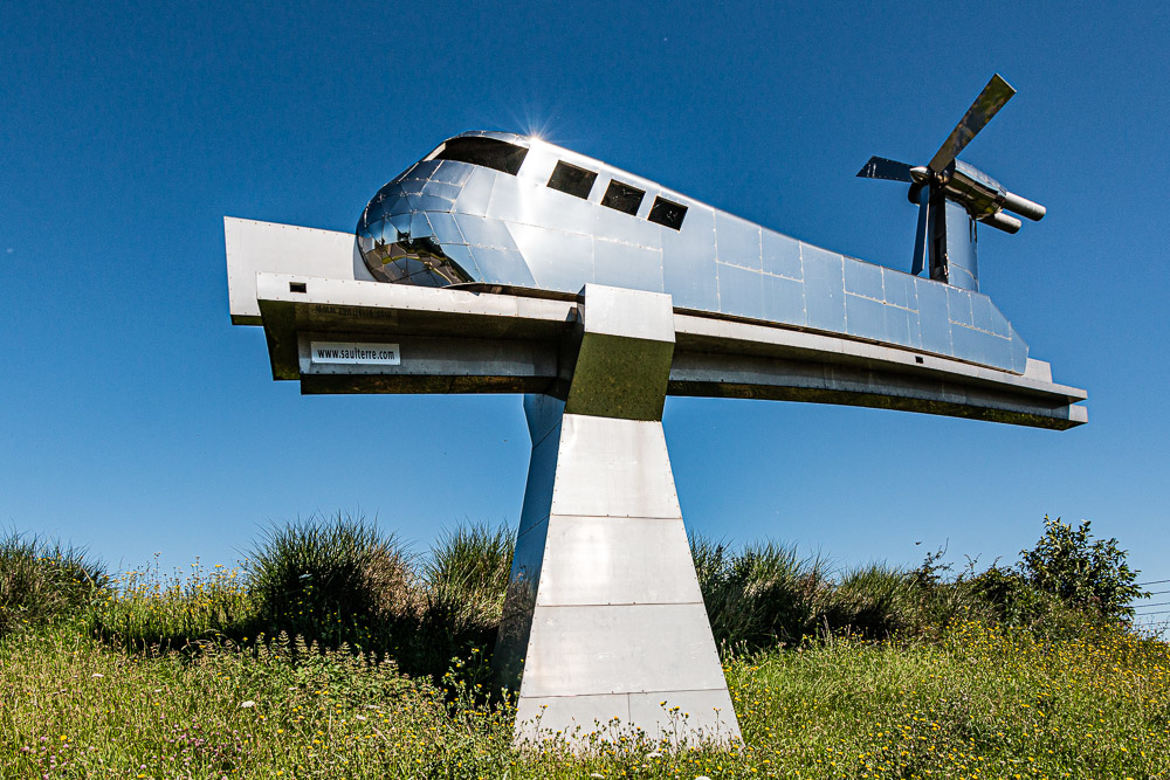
[253,283,1086,430]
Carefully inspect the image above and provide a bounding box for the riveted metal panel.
[594,201,659,249]
[845,293,890,342]
[468,246,535,286]
[915,278,954,357]
[802,244,847,333]
[549,416,682,519]
[883,304,917,347]
[762,230,802,280]
[844,258,885,300]
[579,284,674,343]
[430,160,472,186]
[716,262,765,321]
[950,323,993,368]
[881,266,917,309]
[426,210,465,246]
[662,207,718,312]
[594,239,664,295]
[947,284,975,327]
[518,603,727,698]
[762,273,807,326]
[715,212,762,270]
[508,223,595,291]
[535,516,701,606]
[451,167,495,217]
[452,213,517,250]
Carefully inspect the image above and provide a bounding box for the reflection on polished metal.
[497,285,739,746]
[356,109,1036,374]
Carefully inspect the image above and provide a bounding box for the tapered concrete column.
[495,284,740,748]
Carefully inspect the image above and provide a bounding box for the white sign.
[309,341,401,366]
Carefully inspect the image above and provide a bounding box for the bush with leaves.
[966,564,1093,638]
[1019,515,1145,621]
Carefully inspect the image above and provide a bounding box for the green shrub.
[247,514,417,650]
[0,531,107,635]
[1019,515,1145,621]
[968,563,1110,639]
[823,563,913,639]
[893,548,994,636]
[409,522,514,678]
[692,535,829,650]
[423,521,513,632]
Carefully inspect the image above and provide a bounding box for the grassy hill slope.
[2,617,1167,778]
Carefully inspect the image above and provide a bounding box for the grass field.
[2,520,1167,778]
[2,617,1168,778]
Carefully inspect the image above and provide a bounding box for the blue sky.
[3,2,1168,618]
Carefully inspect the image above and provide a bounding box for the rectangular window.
[601,180,645,215]
[433,137,528,175]
[648,196,687,230]
[547,161,597,199]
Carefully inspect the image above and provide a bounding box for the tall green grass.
[0,531,106,636]
[247,514,417,651]
[692,536,831,649]
[3,615,1166,777]
[83,516,516,678]
[690,534,1126,651]
[423,521,513,628]
[823,562,914,638]
[415,521,514,674]
[74,520,1127,670]
[2,517,1167,775]
[88,559,253,651]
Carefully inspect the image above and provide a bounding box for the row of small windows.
[545,162,688,230]
[430,137,688,231]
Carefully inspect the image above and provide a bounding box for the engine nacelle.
[940,160,1045,233]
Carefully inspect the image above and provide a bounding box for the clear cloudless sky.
[3,2,1168,622]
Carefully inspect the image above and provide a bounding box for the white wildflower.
[240,700,257,708]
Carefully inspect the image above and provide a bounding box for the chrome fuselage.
[357,132,1027,373]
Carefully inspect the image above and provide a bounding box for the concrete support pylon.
[495,284,741,748]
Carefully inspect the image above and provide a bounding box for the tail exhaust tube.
[980,210,1023,234]
[1001,191,1046,221]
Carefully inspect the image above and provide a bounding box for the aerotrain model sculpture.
[357,74,1045,375]
[225,74,1082,748]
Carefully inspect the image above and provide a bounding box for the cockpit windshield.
[431,137,528,175]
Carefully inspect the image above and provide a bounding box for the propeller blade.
[856,156,915,182]
[911,187,930,276]
[927,74,1016,173]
